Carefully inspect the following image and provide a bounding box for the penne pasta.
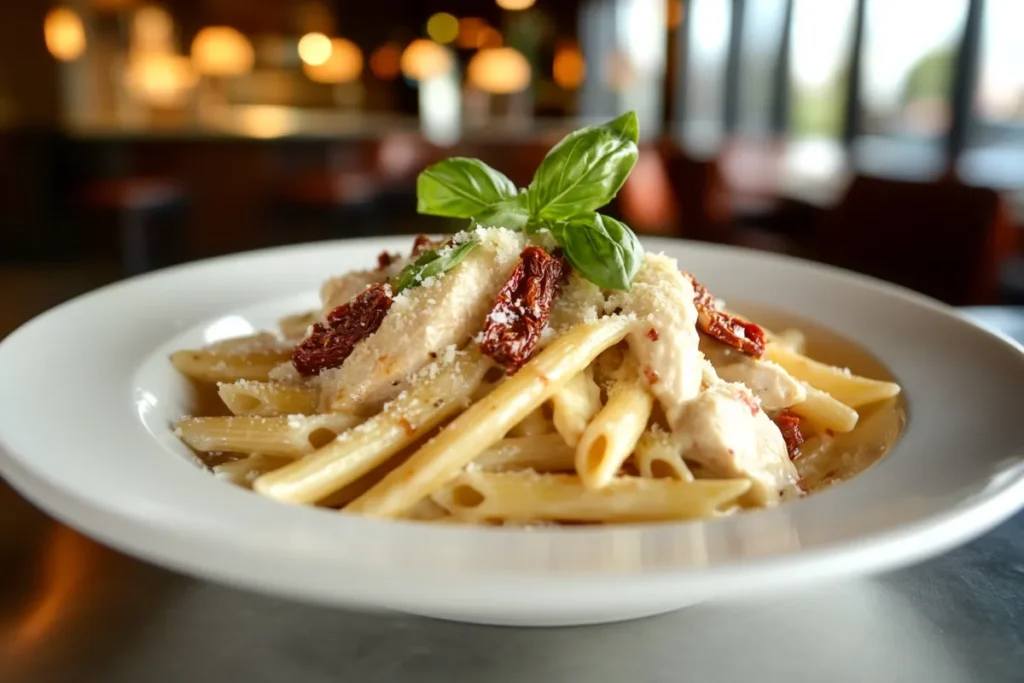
[576,360,653,489]
[431,471,752,523]
[766,343,900,408]
[633,426,695,482]
[175,413,360,458]
[346,316,633,517]
[218,380,318,417]
[790,384,859,433]
[171,348,292,383]
[506,407,555,437]
[278,310,319,340]
[212,454,292,486]
[474,434,577,473]
[550,367,602,447]
[253,350,492,505]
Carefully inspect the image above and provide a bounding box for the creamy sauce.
[732,302,908,493]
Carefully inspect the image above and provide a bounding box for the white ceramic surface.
[2,237,1024,627]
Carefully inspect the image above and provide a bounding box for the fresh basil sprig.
[416,158,519,218]
[527,111,639,221]
[392,237,480,294]
[415,111,644,291]
[550,213,643,291]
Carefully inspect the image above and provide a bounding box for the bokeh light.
[370,42,402,80]
[303,38,363,83]
[467,47,531,94]
[44,7,87,62]
[298,32,332,66]
[426,12,459,45]
[495,0,536,10]
[553,42,586,89]
[190,26,254,76]
[400,39,453,81]
[457,17,487,49]
[476,26,503,49]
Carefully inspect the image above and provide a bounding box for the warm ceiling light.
[456,17,486,49]
[369,42,402,80]
[126,53,198,107]
[297,32,332,66]
[190,26,254,76]
[475,26,503,49]
[553,43,585,90]
[495,0,536,10]
[426,12,459,45]
[467,46,531,94]
[400,39,453,82]
[44,7,87,62]
[131,5,174,53]
[303,37,363,83]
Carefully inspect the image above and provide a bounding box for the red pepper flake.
[479,247,570,374]
[646,327,659,341]
[398,416,415,436]
[773,409,805,460]
[643,366,660,385]
[796,477,808,493]
[740,391,760,416]
[825,428,836,437]
[292,283,393,376]
[686,273,766,358]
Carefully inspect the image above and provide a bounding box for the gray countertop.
[2,301,1023,683]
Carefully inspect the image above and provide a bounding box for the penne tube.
[767,328,807,354]
[346,316,633,517]
[431,471,751,523]
[176,413,360,458]
[212,454,292,486]
[576,378,653,490]
[765,343,901,408]
[218,381,318,417]
[253,350,492,505]
[171,349,292,383]
[790,385,859,433]
[633,427,695,482]
[474,434,577,473]
[506,407,555,437]
[279,310,319,340]
[550,367,602,447]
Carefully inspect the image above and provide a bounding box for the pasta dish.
[171,112,903,525]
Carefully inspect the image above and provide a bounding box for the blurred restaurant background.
[1,0,1024,316]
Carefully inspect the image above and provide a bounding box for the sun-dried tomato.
[773,409,804,460]
[292,283,393,376]
[686,273,766,358]
[480,247,570,374]
[410,234,439,257]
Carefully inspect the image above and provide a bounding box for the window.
[973,0,1024,136]
[789,0,856,139]
[736,0,789,135]
[682,0,732,141]
[860,0,967,138]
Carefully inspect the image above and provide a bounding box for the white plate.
[2,237,1024,627]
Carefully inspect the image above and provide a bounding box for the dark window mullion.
[672,0,693,141]
[947,0,985,165]
[842,0,868,148]
[723,0,746,134]
[770,0,795,136]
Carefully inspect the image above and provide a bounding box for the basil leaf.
[554,213,643,291]
[527,111,639,221]
[392,238,481,293]
[417,158,518,218]
[474,193,529,230]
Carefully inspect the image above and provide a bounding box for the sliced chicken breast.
[320,228,526,413]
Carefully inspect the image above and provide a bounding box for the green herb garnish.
[391,236,480,294]
[414,111,643,291]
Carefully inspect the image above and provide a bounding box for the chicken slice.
[607,253,704,426]
[320,228,526,413]
[674,382,802,504]
[700,335,806,410]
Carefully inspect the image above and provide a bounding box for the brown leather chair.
[659,144,732,244]
[817,175,1017,305]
